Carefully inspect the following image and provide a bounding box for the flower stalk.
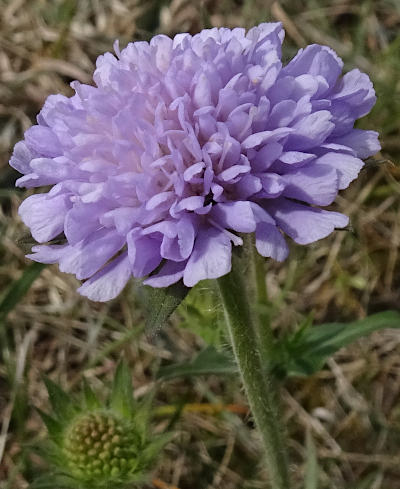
[217,243,290,489]
[248,240,275,364]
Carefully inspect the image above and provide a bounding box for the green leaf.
[286,311,400,377]
[82,378,101,410]
[43,377,77,421]
[304,430,319,489]
[140,281,189,338]
[0,262,46,324]
[157,346,237,381]
[110,360,134,418]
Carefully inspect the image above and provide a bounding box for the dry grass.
[1,1,400,488]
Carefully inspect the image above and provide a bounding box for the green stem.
[217,247,290,489]
[248,242,275,363]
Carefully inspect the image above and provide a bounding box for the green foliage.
[36,408,63,442]
[42,377,78,422]
[158,311,400,381]
[37,0,77,26]
[140,433,174,467]
[29,473,77,489]
[368,34,400,137]
[0,262,45,325]
[304,431,319,489]
[157,346,237,381]
[177,283,224,346]
[82,378,101,411]
[110,360,135,418]
[283,311,400,377]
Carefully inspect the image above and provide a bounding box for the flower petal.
[9,141,34,174]
[59,228,125,280]
[183,228,232,286]
[282,164,339,205]
[255,223,288,261]
[210,201,256,232]
[27,244,69,263]
[315,152,364,189]
[24,126,62,157]
[144,260,186,287]
[259,173,286,198]
[287,111,334,150]
[265,198,349,245]
[127,230,162,277]
[19,193,71,243]
[283,44,343,88]
[78,253,131,302]
[241,128,292,149]
[330,130,380,159]
[65,203,106,245]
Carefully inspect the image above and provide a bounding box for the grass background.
[0,0,400,488]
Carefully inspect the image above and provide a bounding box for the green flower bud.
[62,411,139,483]
[35,362,171,489]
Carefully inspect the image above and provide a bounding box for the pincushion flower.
[10,23,380,301]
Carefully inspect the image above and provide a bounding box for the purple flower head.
[10,23,380,301]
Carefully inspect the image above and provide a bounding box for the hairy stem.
[217,246,290,489]
[248,240,275,363]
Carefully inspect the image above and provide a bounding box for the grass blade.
[304,430,319,489]
[0,262,46,324]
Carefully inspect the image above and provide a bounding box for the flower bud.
[35,362,170,489]
[62,411,139,483]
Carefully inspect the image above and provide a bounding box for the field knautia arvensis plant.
[33,363,171,489]
[10,23,379,301]
[11,23,383,489]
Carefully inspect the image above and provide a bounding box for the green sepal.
[139,281,189,338]
[28,439,66,468]
[29,473,78,489]
[140,433,174,467]
[36,408,64,443]
[0,262,46,324]
[42,377,78,421]
[110,360,135,419]
[82,377,101,410]
[131,391,154,444]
